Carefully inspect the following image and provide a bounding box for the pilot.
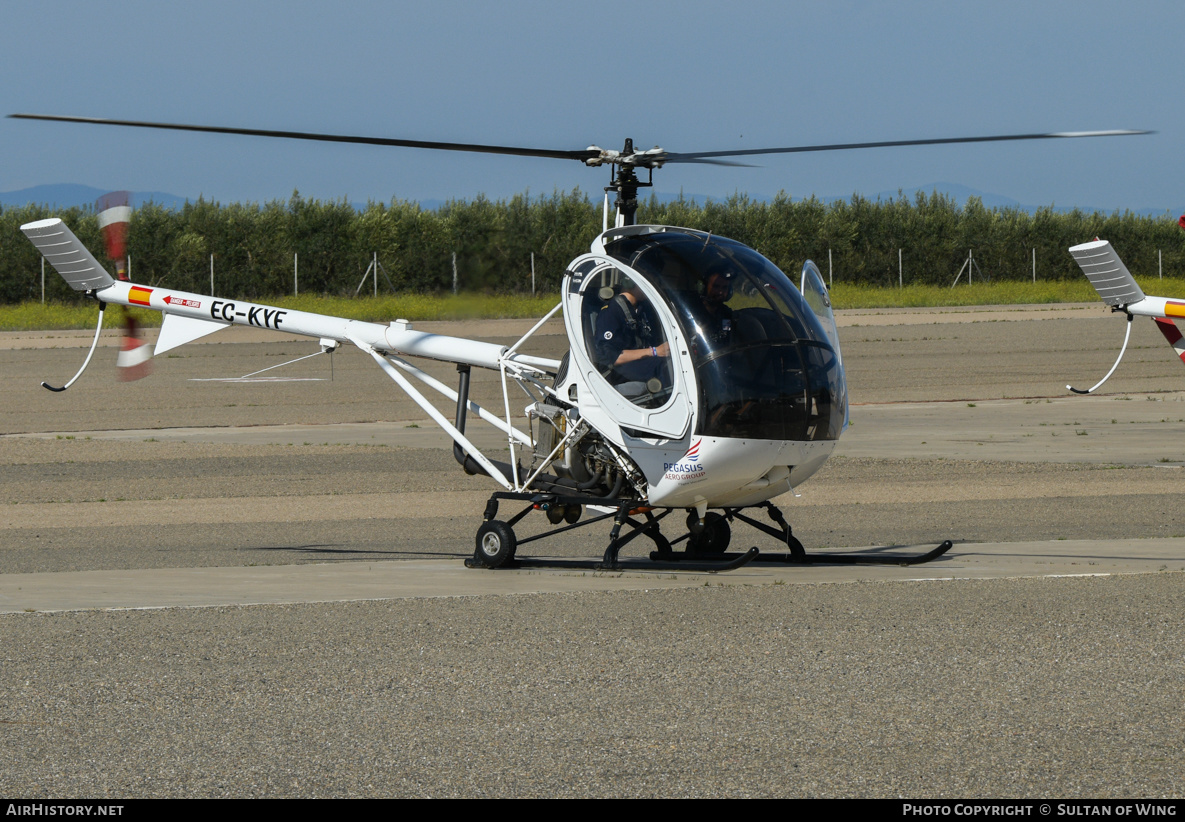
[594,283,670,391]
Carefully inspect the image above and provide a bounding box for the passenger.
[594,283,670,394]
[690,270,734,344]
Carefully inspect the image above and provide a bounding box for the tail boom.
[21,218,559,374]
[1123,296,1185,321]
[91,279,552,370]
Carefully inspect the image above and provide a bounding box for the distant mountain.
[0,184,189,211]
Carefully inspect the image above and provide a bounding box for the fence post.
[41,257,45,304]
[1032,248,1036,284]
[210,254,214,295]
[828,248,832,288]
[898,248,902,288]
[531,252,536,295]
[294,253,298,297]
[452,252,458,295]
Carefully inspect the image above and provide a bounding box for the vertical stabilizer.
[21,218,115,292]
[1069,239,1144,307]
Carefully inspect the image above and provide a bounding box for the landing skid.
[654,540,954,566]
[466,493,952,572]
[487,548,762,574]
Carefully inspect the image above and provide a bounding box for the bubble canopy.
[601,228,846,442]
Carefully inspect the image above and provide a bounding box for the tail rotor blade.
[96,190,131,280]
[116,310,152,381]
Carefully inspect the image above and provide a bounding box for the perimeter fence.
[2,189,1182,304]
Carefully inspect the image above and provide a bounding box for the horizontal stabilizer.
[20,218,115,292]
[154,313,230,355]
[1069,239,1144,307]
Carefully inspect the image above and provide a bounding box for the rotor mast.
[608,138,651,227]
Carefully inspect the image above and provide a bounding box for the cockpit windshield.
[603,229,846,441]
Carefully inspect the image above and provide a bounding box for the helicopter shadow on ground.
[251,543,468,561]
[805,540,957,556]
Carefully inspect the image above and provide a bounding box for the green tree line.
[2,188,1181,303]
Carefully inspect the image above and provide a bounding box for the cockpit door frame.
[800,259,848,430]
[800,260,842,366]
[561,253,695,440]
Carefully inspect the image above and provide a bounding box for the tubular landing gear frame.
[467,492,953,572]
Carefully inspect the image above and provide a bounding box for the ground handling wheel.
[474,520,517,568]
[686,511,731,555]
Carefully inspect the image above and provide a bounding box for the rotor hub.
[584,138,667,169]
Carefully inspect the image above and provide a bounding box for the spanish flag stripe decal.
[128,287,152,306]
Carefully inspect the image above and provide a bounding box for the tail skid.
[1067,313,1133,394]
[40,300,106,391]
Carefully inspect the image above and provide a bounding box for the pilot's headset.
[598,273,639,305]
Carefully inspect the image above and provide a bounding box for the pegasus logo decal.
[664,439,706,481]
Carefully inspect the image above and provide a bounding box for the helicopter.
[10,113,1150,571]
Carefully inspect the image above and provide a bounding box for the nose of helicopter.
[645,434,840,509]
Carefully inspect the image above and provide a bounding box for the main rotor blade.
[8,113,599,163]
[661,130,1153,162]
[10,114,1151,169]
[669,157,755,167]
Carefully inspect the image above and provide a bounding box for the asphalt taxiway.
[2,305,1184,797]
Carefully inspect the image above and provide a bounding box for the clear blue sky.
[2,0,1179,213]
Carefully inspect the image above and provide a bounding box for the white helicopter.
[11,114,1149,571]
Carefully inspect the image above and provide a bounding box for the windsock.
[116,312,152,381]
[96,190,131,280]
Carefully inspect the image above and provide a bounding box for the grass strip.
[4,278,1184,331]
